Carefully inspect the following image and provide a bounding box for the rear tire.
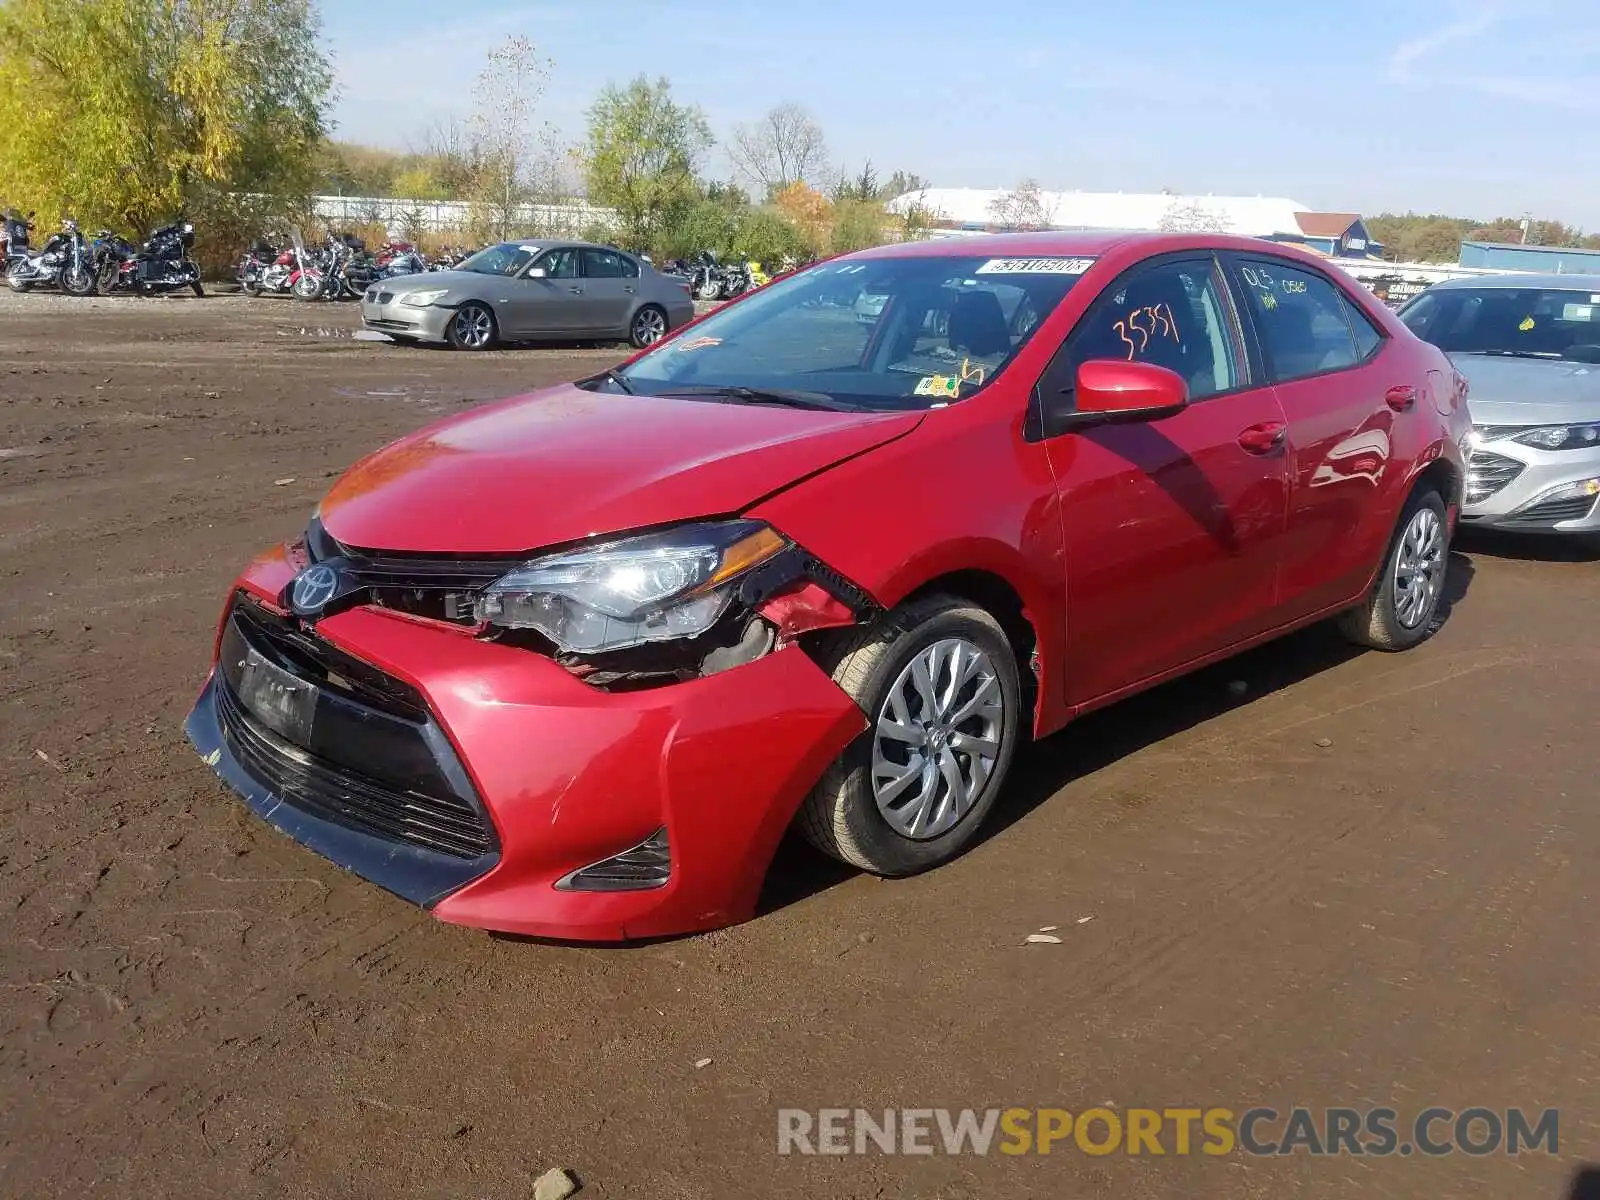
[1338,487,1450,651]
[189,280,205,297]
[7,271,32,293]
[629,304,668,348]
[798,595,1022,875]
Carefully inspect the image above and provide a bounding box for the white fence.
[309,194,619,236]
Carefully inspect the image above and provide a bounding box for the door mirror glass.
[1075,359,1188,419]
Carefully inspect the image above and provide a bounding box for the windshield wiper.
[596,368,634,394]
[657,384,855,411]
[1469,349,1561,359]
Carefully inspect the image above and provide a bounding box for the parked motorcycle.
[2,209,35,279]
[7,218,94,295]
[99,221,203,295]
[91,229,139,293]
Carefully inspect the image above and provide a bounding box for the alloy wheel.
[633,308,666,345]
[453,306,493,349]
[1392,506,1445,629]
[871,638,1004,839]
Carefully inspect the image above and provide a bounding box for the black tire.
[628,304,668,348]
[98,262,120,293]
[797,595,1023,875]
[190,280,205,297]
[7,272,32,293]
[445,302,498,351]
[61,265,96,296]
[1338,486,1450,651]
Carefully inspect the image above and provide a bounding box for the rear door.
[1037,254,1291,704]
[577,248,635,335]
[1224,254,1399,620]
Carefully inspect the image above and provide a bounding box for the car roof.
[495,238,624,254]
[1425,272,1600,291]
[845,229,1333,259]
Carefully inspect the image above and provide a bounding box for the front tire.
[446,302,498,351]
[292,273,321,300]
[798,596,1022,875]
[61,265,95,296]
[629,304,668,348]
[189,280,205,297]
[7,274,32,293]
[1339,486,1449,651]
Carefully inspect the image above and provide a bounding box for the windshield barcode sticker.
[975,257,1095,275]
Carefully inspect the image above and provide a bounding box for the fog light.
[556,827,671,892]
[1529,477,1600,505]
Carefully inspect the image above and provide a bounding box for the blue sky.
[322,0,1600,227]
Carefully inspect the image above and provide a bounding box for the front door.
[1037,255,1290,705]
[503,247,584,337]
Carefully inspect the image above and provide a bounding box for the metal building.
[1458,241,1600,273]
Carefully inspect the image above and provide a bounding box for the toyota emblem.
[290,564,341,617]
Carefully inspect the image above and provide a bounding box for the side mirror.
[1073,359,1188,421]
[1036,359,1189,439]
[527,266,548,279]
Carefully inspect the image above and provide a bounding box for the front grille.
[304,518,512,624]
[216,682,494,858]
[1503,493,1599,526]
[1465,449,1524,505]
[219,603,498,860]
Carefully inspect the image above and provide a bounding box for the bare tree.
[728,102,827,195]
[468,35,554,240]
[987,179,1052,231]
[1156,198,1231,234]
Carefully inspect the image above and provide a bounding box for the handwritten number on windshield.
[1114,303,1181,360]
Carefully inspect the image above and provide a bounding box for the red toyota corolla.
[187,232,1469,941]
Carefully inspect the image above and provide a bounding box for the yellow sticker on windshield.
[914,374,959,398]
[1519,316,1536,332]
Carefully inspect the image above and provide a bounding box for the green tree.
[730,207,805,268]
[0,0,331,237]
[831,197,889,252]
[582,75,711,253]
[659,198,739,260]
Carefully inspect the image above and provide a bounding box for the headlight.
[474,521,789,653]
[400,288,449,307]
[1504,423,1600,452]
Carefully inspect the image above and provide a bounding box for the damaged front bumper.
[185,544,867,941]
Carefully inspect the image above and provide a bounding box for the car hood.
[1450,352,1600,425]
[382,269,485,293]
[317,385,924,554]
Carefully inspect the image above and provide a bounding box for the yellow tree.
[0,0,330,236]
[772,181,832,256]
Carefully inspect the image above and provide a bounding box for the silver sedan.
[1399,273,1600,538]
[362,240,696,351]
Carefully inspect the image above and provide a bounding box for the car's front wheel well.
[801,569,1038,701]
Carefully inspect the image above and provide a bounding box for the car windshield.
[456,242,540,277]
[1399,286,1600,361]
[615,254,1096,411]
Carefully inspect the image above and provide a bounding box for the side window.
[537,248,580,279]
[1341,293,1385,361]
[1056,258,1239,404]
[620,254,640,279]
[581,248,625,278]
[1235,260,1358,382]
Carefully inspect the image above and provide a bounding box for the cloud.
[1388,8,1501,83]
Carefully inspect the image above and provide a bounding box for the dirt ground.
[3,291,1599,1199]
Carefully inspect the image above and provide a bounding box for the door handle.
[1385,385,1417,412]
[1238,421,1287,455]
[624,286,636,294]
[567,286,584,294]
